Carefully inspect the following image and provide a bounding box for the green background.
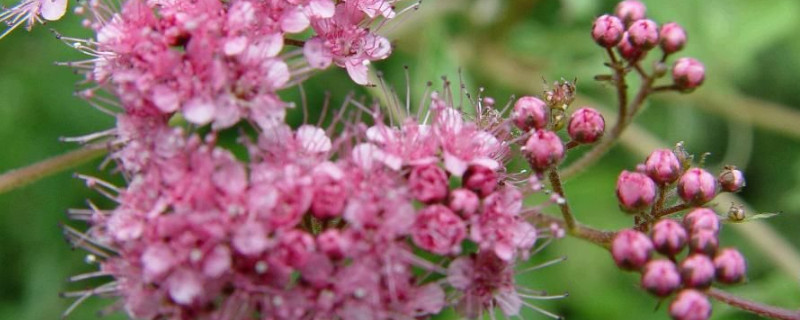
[1,0,800,319]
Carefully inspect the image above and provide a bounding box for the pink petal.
[345,60,370,85]
[303,38,332,69]
[281,7,309,33]
[40,0,67,21]
[183,98,215,125]
[308,0,335,18]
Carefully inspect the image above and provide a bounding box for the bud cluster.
[591,0,705,91]
[611,211,747,320]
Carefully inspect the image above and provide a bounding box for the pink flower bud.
[677,168,717,204]
[645,149,681,185]
[683,208,720,234]
[615,0,647,25]
[651,219,687,256]
[669,289,712,320]
[616,170,657,212]
[310,163,348,219]
[611,229,654,270]
[512,96,548,131]
[660,22,687,54]
[317,229,350,260]
[463,165,498,197]
[627,19,659,50]
[641,260,682,297]
[689,229,719,256]
[448,188,480,217]
[568,107,605,144]
[714,248,747,284]
[411,205,467,255]
[617,32,644,61]
[672,58,705,90]
[592,15,625,48]
[680,254,715,288]
[523,130,564,172]
[408,164,449,203]
[718,166,745,193]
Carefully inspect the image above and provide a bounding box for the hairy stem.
[707,288,800,320]
[0,146,107,195]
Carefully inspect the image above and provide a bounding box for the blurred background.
[1,0,800,319]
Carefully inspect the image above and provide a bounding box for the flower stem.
[526,211,615,248]
[707,288,800,320]
[548,169,577,232]
[0,146,107,195]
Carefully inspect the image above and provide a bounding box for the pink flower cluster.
[61,0,400,129]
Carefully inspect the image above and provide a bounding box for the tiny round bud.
[617,32,644,61]
[669,289,712,320]
[718,166,745,193]
[616,170,657,212]
[641,259,682,297]
[683,208,720,234]
[611,229,654,271]
[660,22,687,54]
[727,203,746,222]
[512,96,548,131]
[627,19,660,50]
[615,0,647,25]
[677,168,717,205]
[651,219,688,256]
[689,229,719,256]
[645,149,681,184]
[567,107,605,144]
[680,254,715,288]
[408,164,449,204]
[524,130,565,172]
[672,58,705,90]
[714,248,747,284]
[448,188,480,217]
[463,165,498,197]
[592,15,625,48]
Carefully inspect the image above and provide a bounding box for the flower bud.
[616,170,657,212]
[408,164,449,204]
[627,19,659,50]
[714,248,747,284]
[567,107,605,144]
[317,229,350,260]
[523,130,565,172]
[592,15,625,48]
[611,229,654,271]
[669,289,712,320]
[512,96,548,131]
[411,205,467,255]
[680,254,715,288]
[672,58,705,90]
[718,166,745,193]
[448,188,480,217]
[615,0,647,25]
[677,168,717,205]
[689,229,719,256]
[617,32,644,61]
[463,165,498,197]
[683,208,720,234]
[641,259,682,297]
[644,149,681,185]
[651,219,687,256]
[660,22,687,54]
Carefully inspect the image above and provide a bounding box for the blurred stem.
[547,169,576,231]
[707,288,800,320]
[0,146,107,195]
[526,211,614,248]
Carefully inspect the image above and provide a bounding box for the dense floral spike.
[616,170,657,212]
[672,58,706,90]
[612,229,654,270]
[592,14,625,48]
[670,289,712,320]
[714,248,747,284]
[641,259,682,297]
[645,149,681,185]
[677,168,717,205]
[567,107,605,144]
[718,166,745,193]
[660,22,687,54]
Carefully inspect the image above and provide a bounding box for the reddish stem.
[707,288,800,320]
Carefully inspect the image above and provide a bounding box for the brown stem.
[525,211,615,248]
[707,288,800,320]
[565,140,580,150]
[652,84,681,92]
[0,146,107,195]
[284,38,306,47]
[548,169,577,232]
[652,203,691,219]
[649,186,668,217]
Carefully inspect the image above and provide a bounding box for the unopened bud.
[651,219,687,256]
[669,289,711,320]
[512,96,548,131]
[524,130,565,172]
[718,166,745,193]
[592,15,625,48]
[567,107,605,144]
[641,259,682,297]
[677,168,717,205]
[463,165,497,198]
[617,32,644,62]
[408,164,449,204]
[615,0,647,25]
[660,22,687,54]
[616,170,657,212]
[680,254,715,288]
[627,19,659,50]
[448,188,480,217]
[672,58,705,90]
[683,208,720,234]
[645,149,681,185]
[611,229,654,271]
[689,229,719,256]
[714,248,746,284]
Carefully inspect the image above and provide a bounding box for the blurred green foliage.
[1,0,800,319]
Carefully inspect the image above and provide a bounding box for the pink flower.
[408,164,450,203]
[0,0,67,39]
[411,204,467,255]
